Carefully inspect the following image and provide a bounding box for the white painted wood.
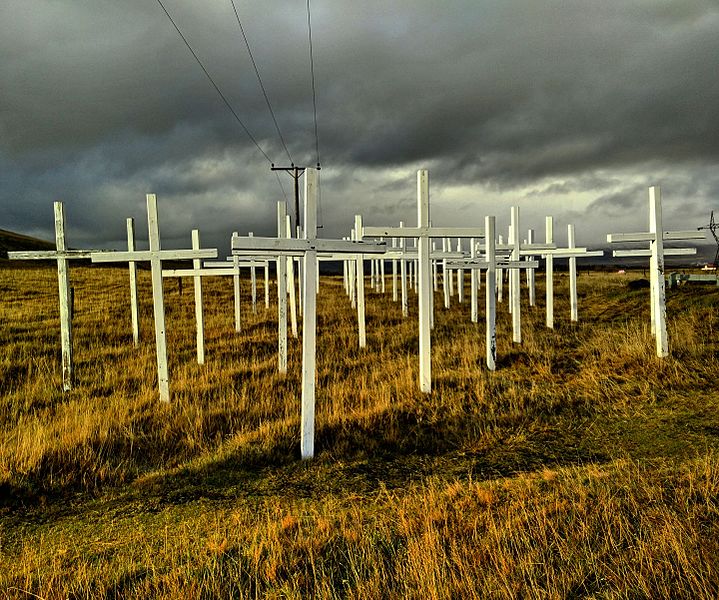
[608,230,704,243]
[380,251,386,294]
[355,214,367,349]
[497,234,504,303]
[470,237,478,323]
[192,229,205,365]
[232,233,241,334]
[568,224,578,322]
[54,202,72,391]
[300,170,318,460]
[607,185,705,358]
[286,216,298,338]
[442,238,450,309]
[126,218,141,347]
[613,248,696,257]
[264,260,270,309]
[9,203,102,391]
[400,222,409,317]
[246,232,257,313]
[349,229,357,309]
[456,238,464,303]
[447,238,454,297]
[392,237,398,302]
[231,170,386,459]
[510,207,521,343]
[649,187,668,356]
[417,170,432,394]
[277,202,288,374]
[485,216,497,371]
[527,229,536,307]
[545,217,554,329]
[91,195,217,402]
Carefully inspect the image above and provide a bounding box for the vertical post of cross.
[146,195,170,403]
[277,202,288,374]
[286,216,299,338]
[301,168,319,459]
[510,207,521,343]
[417,170,432,394]
[485,216,497,370]
[568,224,578,322]
[232,232,241,333]
[527,229,536,307]
[545,217,554,329]
[354,215,367,348]
[470,237,478,323]
[53,202,73,391]
[127,218,140,347]
[400,221,408,318]
[191,229,205,365]
[649,186,668,357]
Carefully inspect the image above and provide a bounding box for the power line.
[306,0,321,167]
[154,0,273,164]
[228,0,293,165]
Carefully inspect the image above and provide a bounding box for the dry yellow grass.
[1,263,718,598]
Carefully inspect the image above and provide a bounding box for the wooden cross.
[447,217,539,370]
[495,207,555,343]
[161,251,270,365]
[91,194,217,402]
[231,168,386,459]
[363,170,486,393]
[607,186,704,357]
[9,202,104,391]
[541,217,604,328]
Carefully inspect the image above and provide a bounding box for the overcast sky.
[2,0,718,253]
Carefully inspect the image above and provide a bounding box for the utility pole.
[271,163,321,230]
[698,211,719,266]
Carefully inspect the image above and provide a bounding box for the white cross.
[363,170,485,393]
[447,218,539,371]
[9,202,105,391]
[357,218,463,342]
[91,194,217,402]
[541,217,604,328]
[495,207,555,343]
[607,186,704,357]
[231,169,385,459]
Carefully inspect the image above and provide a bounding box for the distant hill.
[0,228,55,259]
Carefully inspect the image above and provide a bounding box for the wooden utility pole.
[270,163,320,230]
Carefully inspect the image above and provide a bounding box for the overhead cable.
[306,0,321,167]
[229,0,293,165]
[154,0,273,164]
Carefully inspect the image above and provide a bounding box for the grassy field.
[1,262,718,598]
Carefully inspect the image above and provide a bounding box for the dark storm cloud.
[1,0,718,248]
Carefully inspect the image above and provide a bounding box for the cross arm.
[607,231,706,243]
[9,249,99,260]
[232,236,386,255]
[613,248,697,258]
[91,249,217,263]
